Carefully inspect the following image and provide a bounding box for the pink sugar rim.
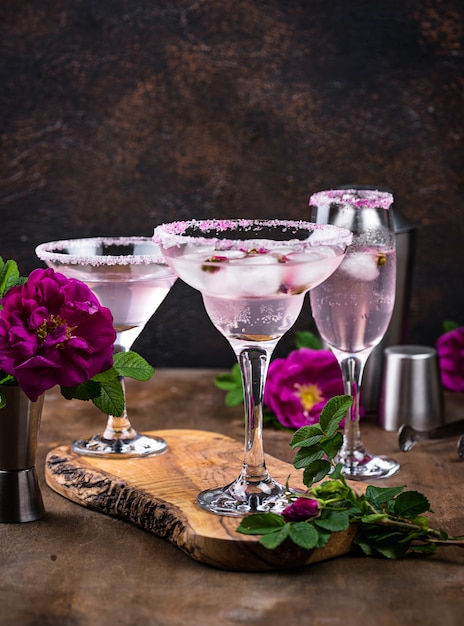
[35,236,167,266]
[309,189,393,210]
[152,219,352,250]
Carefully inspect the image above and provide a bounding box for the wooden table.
[1,370,463,626]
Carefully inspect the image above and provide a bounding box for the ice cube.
[340,252,380,281]
[227,254,282,296]
[283,248,340,291]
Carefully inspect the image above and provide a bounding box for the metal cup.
[377,345,445,432]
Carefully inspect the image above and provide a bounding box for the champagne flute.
[36,237,177,458]
[309,190,400,479]
[153,219,351,516]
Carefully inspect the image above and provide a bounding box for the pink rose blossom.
[282,497,320,522]
[436,327,464,392]
[264,348,345,429]
[0,268,116,401]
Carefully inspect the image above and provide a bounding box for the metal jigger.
[377,345,445,433]
[0,387,45,523]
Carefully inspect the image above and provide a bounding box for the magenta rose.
[0,268,116,401]
[264,348,345,429]
[436,327,464,392]
[282,497,320,522]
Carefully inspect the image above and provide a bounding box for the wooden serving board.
[45,428,357,571]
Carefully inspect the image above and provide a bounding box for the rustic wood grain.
[45,428,358,571]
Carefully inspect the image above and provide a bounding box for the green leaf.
[329,463,345,481]
[409,515,430,531]
[353,533,375,556]
[365,485,406,508]
[224,387,244,407]
[289,424,323,448]
[392,491,432,518]
[319,431,344,460]
[312,477,350,500]
[303,459,332,486]
[61,378,125,416]
[214,364,243,407]
[410,543,437,555]
[442,320,459,333]
[319,395,352,434]
[315,510,351,532]
[60,380,102,401]
[0,258,26,298]
[236,512,285,535]
[372,535,414,559]
[214,364,242,389]
[90,366,117,383]
[294,331,323,350]
[110,351,154,381]
[92,378,126,416]
[293,447,324,469]
[288,522,320,550]
[214,376,237,390]
[0,389,6,409]
[313,525,332,548]
[0,373,16,386]
[354,524,421,559]
[259,526,290,549]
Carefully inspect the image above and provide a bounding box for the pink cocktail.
[309,189,400,479]
[154,219,352,516]
[36,237,177,458]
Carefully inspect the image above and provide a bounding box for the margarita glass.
[36,237,177,458]
[153,219,351,516]
[309,189,400,479]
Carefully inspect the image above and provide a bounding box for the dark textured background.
[1,0,463,368]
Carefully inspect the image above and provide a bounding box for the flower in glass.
[436,326,464,392]
[282,496,320,522]
[0,268,116,401]
[264,348,345,429]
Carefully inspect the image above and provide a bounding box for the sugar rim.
[35,236,166,266]
[309,189,393,210]
[152,219,352,250]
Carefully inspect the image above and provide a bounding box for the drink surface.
[165,245,345,342]
[47,263,176,351]
[163,245,344,299]
[50,263,176,329]
[36,238,177,347]
[310,248,396,353]
[153,219,351,343]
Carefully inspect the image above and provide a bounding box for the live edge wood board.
[45,428,359,571]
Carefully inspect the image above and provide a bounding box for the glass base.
[196,476,295,517]
[336,450,400,480]
[71,432,168,458]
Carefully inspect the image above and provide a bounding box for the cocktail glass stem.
[71,344,167,458]
[101,377,137,440]
[236,346,275,490]
[332,347,399,479]
[196,342,293,515]
[334,349,370,466]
